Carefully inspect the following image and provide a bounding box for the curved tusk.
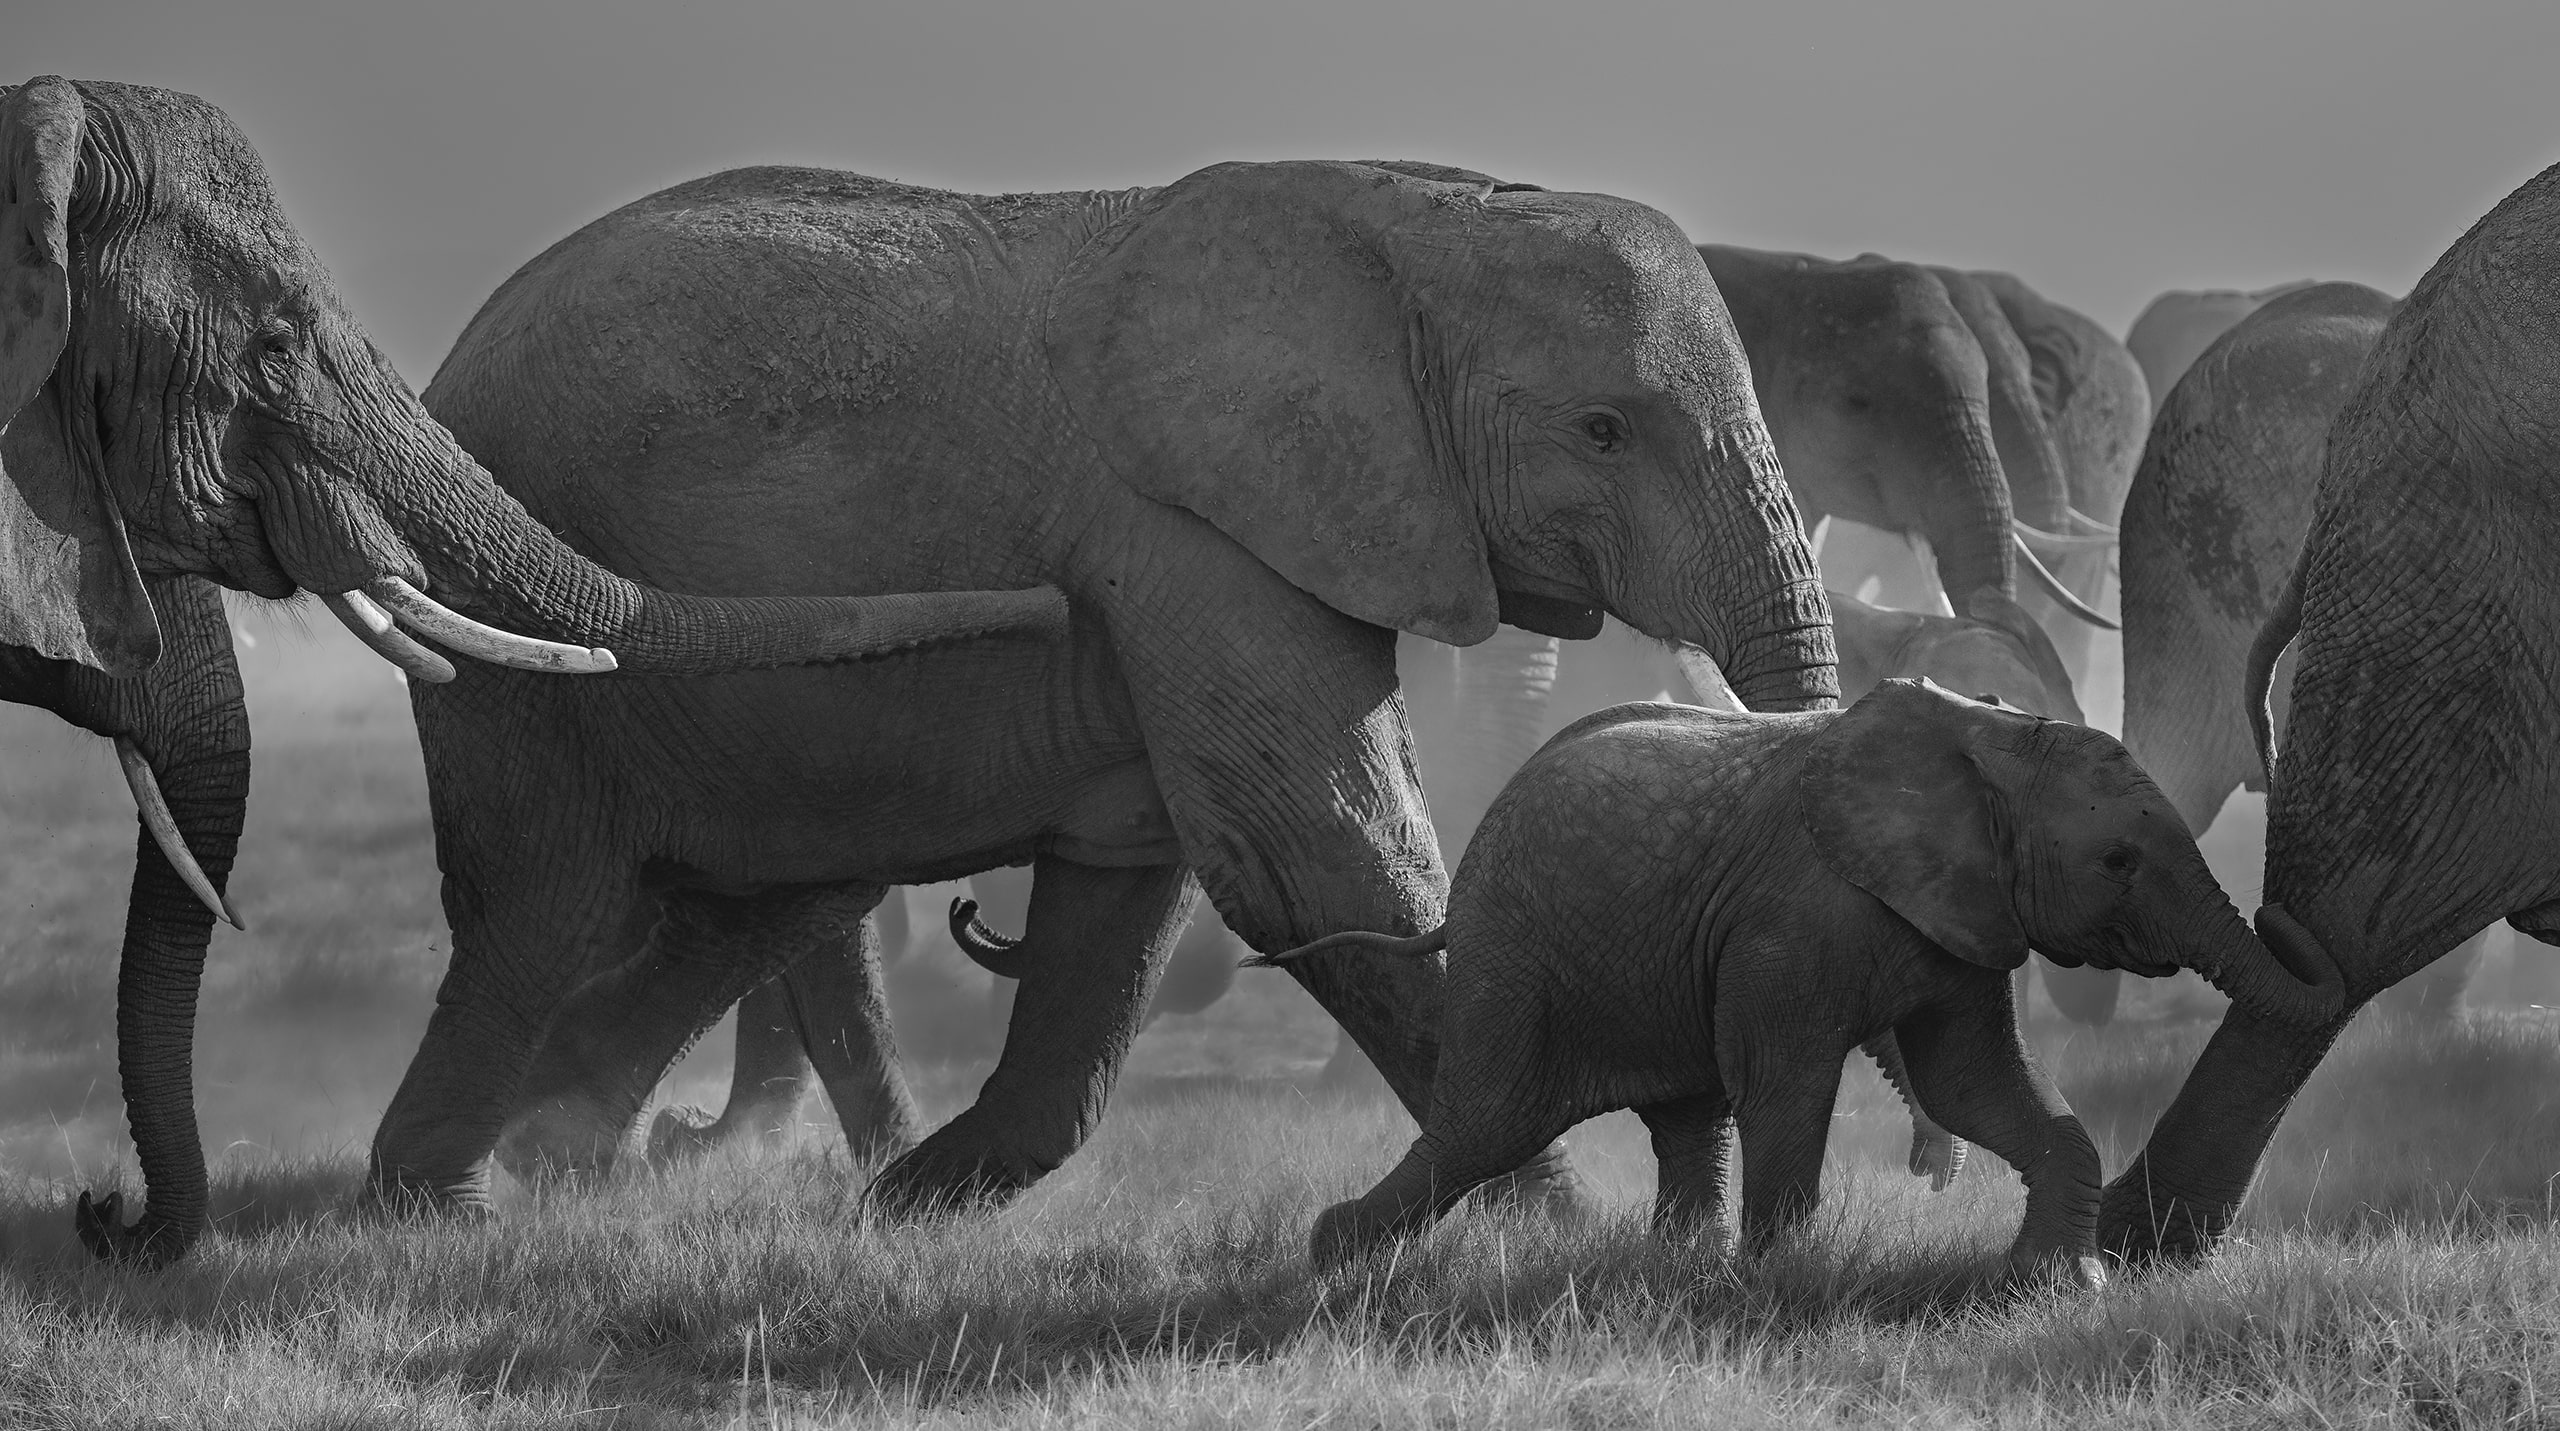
[114,739,244,931]
[360,576,618,675]
[2064,505,2119,537]
[2012,533,2120,630]
[322,591,456,684]
[2012,518,2118,552]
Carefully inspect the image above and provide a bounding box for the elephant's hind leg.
[1637,1089,1736,1249]
[1311,969,1584,1269]
[867,856,1194,1219]
[648,978,815,1162]
[369,848,653,1214]
[497,882,886,1184]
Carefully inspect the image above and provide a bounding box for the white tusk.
[2064,505,2120,538]
[2011,518,2118,552]
[114,738,245,931]
[2013,533,2121,630]
[322,591,456,684]
[359,576,618,675]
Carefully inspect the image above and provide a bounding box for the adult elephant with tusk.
[387,155,1839,1221]
[2099,162,2560,1264]
[0,77,1063,1266]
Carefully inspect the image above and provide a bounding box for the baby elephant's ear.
[1799,678,2031,970]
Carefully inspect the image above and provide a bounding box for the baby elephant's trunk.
[1245,927,1449,968]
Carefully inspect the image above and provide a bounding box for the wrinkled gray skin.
[2124,282,2321,406]
[0,79,1055,1265]
[1967,270,2149,687]
[1280,681,2345,1281]
[2117,283,2477,1019]
[387,158,1838,1219]
[2099,164,2560,1263]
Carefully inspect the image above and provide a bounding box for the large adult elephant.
[2098,162,2560,1262]
[380,158,1839,1218]
[2117,280,2478,1022]
[2124,281,2321,407]
[0,79,1059,1264]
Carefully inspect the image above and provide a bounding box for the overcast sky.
[23,1,2559,386]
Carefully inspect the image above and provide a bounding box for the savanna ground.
[4,607,2559,1428]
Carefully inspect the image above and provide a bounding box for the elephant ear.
[1957,586,2081,724]
[1800,677,2032,970]
[0,77,159,676]
[1046,160,1499,645]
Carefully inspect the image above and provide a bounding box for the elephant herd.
[2,74,2552,1276]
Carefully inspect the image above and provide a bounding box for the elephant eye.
[253,321,300,367]
[1843,393,1874,414]
[2099,845,2139,879]
[1578,412,1627,452]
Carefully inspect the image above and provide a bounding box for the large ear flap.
[1957,585,2082,724]
[1047,160,1500,645]
[1799,678,2033,969]
[0,77,159,676]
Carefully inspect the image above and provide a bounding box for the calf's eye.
[1580,413,1625,451]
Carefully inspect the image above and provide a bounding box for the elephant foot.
[2005,1244,2108,1294]
[359,1161,499,1220]
[1309,1196,1402,1271]
[494,1093,644,1187]
[865,1129,1042,1221]
[645,1104,722,1165]
[2094,1170,2228,1267]
[73,1190,198,1269]
[1471,1142,1592,1223]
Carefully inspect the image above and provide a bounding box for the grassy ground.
[7,612,2560,1426]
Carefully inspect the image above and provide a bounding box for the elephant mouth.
[1494,587,1602,639]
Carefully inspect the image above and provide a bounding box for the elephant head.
[1829,586,2083,723]
[0,77,1062,1264]
[1799,679,2344,1025]
[1053,161,1834,702]
[0,78,1062,681]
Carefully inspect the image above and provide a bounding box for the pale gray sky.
[23,1,2560,385]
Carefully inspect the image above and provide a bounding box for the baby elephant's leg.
[1731,1059,1847,1251]
[1893,990,2106,1289]
[1635,1089,1735,1249]
[1310,981,1577,1270]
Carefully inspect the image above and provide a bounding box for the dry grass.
[9,615,2560,1426]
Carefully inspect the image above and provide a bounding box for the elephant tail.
[1241,926,1449,968]
[1862,1030,1969,1193]
[947,899,1038,980]
[2246,561,2305,785]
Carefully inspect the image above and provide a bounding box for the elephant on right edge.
[2100,159,2560,1263]
[2118,281,2480,1021]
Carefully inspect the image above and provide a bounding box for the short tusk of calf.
[360,576,618,675]
[114,739,245,931]
[322,591,456,684]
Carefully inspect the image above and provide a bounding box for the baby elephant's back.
[1449,702,1825,958]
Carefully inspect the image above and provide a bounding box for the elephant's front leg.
[868,855,1195,1217]
[1895,988,2106,1290]
[496,882,887,1184]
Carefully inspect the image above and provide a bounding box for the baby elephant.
[1262,679,2340,1284]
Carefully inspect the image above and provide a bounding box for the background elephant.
[2099,162,2560,1262]
[2123,281,2322,407]
[384,158,1838,1219]
[0,78,1059,1262]
[1966,270,2149,693]
[1283,682,2342,1278]
[1699,247,2110,641]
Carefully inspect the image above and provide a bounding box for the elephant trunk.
[1713,575,1839,713]
[2178,897,2348,1030]
[85,583,250,1266]
[389,427,1065,674]
[1914,404,2024,621]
